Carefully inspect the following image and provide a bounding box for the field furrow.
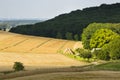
[29,39,53,51]
[0,36,28,51]
[3,38,51,53]
[31,39,68,53]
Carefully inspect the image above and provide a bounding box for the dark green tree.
[13,62,24,71]
[65,32,73,40]
[93,50,110,60]
[74,34,79,41]
[56,32,63,39]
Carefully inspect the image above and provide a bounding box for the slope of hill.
[0,31,84,72]
[10,3,120,39]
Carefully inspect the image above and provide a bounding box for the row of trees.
[56,32,80,41]
[10,3,120,40]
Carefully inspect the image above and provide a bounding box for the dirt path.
[2,70,120,80]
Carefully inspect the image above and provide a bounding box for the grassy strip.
[62,53,95,62]
[90,60,120,71]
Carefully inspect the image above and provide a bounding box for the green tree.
[108,38,120,60]
[82,23,120,49]
[93,50,110,60]
[13,62,24,71]
[65,32,73,40]
[90,29,119,49]
[74,34,79,41]
[56,32,63,39]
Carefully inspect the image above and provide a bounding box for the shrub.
[75,48,92,61]
[13,62,24,71]
[79,50,92,61]
[75,48,84,54]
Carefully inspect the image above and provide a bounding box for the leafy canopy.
[82,23,120,49]
[90,29,119,48]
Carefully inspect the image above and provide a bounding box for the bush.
[75,48,84,54]
[78,49,92,61]
[75,48,92,61]
[13,62,24,71]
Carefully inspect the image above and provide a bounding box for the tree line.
[10,3,120,40]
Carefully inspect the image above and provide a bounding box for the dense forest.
[10,3,120,40]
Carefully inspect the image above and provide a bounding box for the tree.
[108,38,120,60]
[93,50,110,60]
[82,23,120,49]
[13,62,24,71]
[56,32,63,39]
[90,29,119,49]
[10,3,120,40]
[65,32,73,40]
[74,34,79,41]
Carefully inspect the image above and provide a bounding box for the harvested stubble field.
[1,31,119,80]
[0,31,84,72]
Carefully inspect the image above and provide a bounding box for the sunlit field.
[0,31,84,72]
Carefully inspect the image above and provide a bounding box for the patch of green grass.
[64,53,84,61]
[91,60,120,71]
[62,53,94,62]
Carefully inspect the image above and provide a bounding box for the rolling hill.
[10,3,120,40]
[0,31,84,72]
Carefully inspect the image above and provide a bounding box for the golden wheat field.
[0,31,120,80]
[0,31,85,72]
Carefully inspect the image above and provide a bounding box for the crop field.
[0,31,81,53]
[0,31,84,72]
[0,31,120,80]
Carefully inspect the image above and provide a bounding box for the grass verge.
[90,60,120,71]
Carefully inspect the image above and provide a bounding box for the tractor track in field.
[29,39,53,51]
